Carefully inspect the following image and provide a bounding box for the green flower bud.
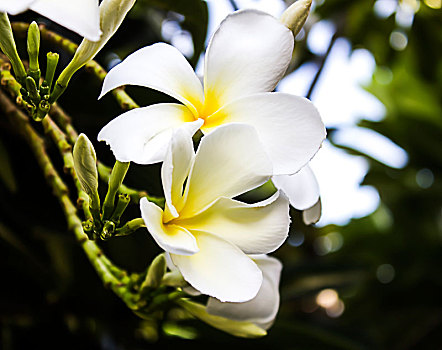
[141,254,167,290]
[73,134,100,205]
[162,270,186,288]
[280,0,312,36]
[27,21,40,73]
[0,12,26,83]
[45,52,59,90]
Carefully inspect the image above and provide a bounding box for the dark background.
[0,0,441,349]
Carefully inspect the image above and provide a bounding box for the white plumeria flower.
[169,254,282,337]
[140,124,290,303]
[206,254,282,331]
[0,0,101,41]
[98,9,326,178]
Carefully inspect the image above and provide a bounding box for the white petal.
[303,198,322,225]
[30,0,101,41]
[273,165,319,210]
[177,191,290,254]
[207,255,282,327]
[180,124,273,218]
[163,253,201,295]
[97,103,203,164]
[177,299,267,338]
[0,0,34,15]
[206,92,326,175]
[161,128,195,222]
[171,231,262,302]
[140,198,198,255]
[99,43,204,116]
[203,10,294,110]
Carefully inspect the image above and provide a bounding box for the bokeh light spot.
[288,231,305,247]
[376,264,395,284]
[390,30,408,51]
[424,0,442,9]
[416,168,434,189]
[316,289,338,308]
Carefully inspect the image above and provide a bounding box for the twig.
[42,116,92,220]
[0,88,136,307]
[49,102,78,144]
[228,0,239,11]
[305,32,338,100]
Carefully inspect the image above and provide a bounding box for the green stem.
[115,218,145,237]
[41,116,92,221]
[0,88,136,308]
[111,193,131,225]
[48,102,78,144]
[102,160,130,220]
[97,162,163,206]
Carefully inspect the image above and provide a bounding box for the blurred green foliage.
[0,0,441,349]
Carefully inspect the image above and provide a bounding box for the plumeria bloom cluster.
[93,1,326,335]
[3,0,326,337]
[98,7,326,216]
[140,124,290,303]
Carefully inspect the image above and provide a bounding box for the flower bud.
[141,254,167,290]
[280,0,312,36]
[0,12,26,83]
[73,134,99,202]
[53,0,136,99]
[27,21,40,73]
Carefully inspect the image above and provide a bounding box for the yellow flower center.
[193,90,228,130]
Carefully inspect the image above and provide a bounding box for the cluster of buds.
[0,0,136,121]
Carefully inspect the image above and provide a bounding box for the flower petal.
[206,255,282,327]
[203,10,293,110]
[0,0,35,15]
[99,43,204,116]
[171,230,262,302]
[272,165,319,210]
[206,92,326,175]
[303,198,322,225]
[161,128,195,222]
[177,191,290,254]
[97,103,203,164]
[180,124,273,218]
[177,299,267,338]
[30,0,101,41]
[140,198,198,255]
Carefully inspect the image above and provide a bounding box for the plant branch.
[0,88,134,305]
[228,0,239,11]
[305,32,338,100]
[42,116,92,220]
